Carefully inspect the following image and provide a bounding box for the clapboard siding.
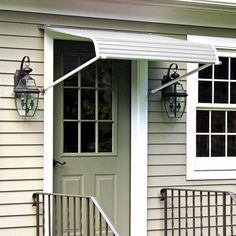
[0,227,36,236]
[0,215,36,228]
[147,52,236,235]
[0,191,40,204]
[0,180,43,191]
[0,61,43,74]
[0,110,43,121]
[0,169,43,180]
[0,74,44,87]
[0,14,44,235]
[0,48,43,62]
[0,203,37,216]
[0,134,43,145]
[0,21,43,37]
[0,122,43,133]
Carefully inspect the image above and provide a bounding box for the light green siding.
[0,15,44,235]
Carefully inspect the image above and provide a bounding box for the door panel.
[53,40,130,236]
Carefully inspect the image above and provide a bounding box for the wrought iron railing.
[160,188,236,236]
[32,192,119,236]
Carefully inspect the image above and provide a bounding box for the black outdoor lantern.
[14,56,40,117]
[162,63,187,118]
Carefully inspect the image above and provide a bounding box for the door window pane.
[81,122,95,152]
[228,111,236,133]
[211,111,225,133]
[214,82,228,103]
[98,60,112,88]
[64,89,78,119]
[215,57,228,80]
[63,55,79,86]
[228,135,236,156]
[198,81,212,103]
[211,135,225,157]
[196,135,209,157]
[64,122,78,152]
[196,110,209,132]
[81,89,95,120]
[98,90,112,120]
[81,63,96,87]
[98,122,112,152]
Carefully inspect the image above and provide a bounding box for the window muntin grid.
[196,57,236,158]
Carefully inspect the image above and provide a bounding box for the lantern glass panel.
[164,96,186,118]
[15,75,39,117]
[163,82,187,118]
[15,92,39,116]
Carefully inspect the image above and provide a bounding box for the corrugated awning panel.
[44,27,219,64]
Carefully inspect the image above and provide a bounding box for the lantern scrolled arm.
[162,63,188,118]
[14,56,40,117]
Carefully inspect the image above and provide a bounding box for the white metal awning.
[42,26,219,92]
[45,26,219,64]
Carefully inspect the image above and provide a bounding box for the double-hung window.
[187,36,236,179]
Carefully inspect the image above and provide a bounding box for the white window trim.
[187,35,236,180]
[43,30,148,236]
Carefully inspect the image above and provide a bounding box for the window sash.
[62,56,117,155]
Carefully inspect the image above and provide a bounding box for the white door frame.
[43,30,148,236]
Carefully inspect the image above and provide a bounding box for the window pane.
[196,135,209,157]
[228,111,236,133]
[98,90,112,120]
[198,81,212,103]
[231,58,236,80]
[64,122,78,152]
[211,111,225,133]
[63,55,78,86]
[211,135,225,157]
[199,64,212,79]
[98,122,112,152]
[98,60,112,88]
[81,63,95,87]
[64,89,78,119]
[214,82,228,103]
[196,110,209,132]
[81,122,95,152]
[228,135,236,156]
[215,57,228,80]
[81,89,95,120]
[230,82,236,104]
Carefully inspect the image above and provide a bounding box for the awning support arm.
[149,63,212,94]
[43,56,99,92]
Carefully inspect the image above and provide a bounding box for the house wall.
[0,14,44,235]
[1,9,236,236]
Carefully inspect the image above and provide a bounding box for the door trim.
[43,30,148,236]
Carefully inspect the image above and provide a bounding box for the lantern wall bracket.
[149,63,213,94]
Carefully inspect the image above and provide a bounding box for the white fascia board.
[1,0,236,29]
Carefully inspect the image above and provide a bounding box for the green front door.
[53,40,131,235]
